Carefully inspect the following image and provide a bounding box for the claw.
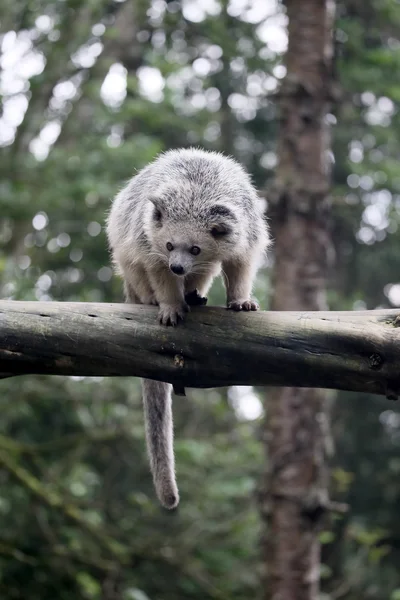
[228,299,259,312]
[158,303,189,326]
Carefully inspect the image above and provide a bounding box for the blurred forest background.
[1,0,400,599]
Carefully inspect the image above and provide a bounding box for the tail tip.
[161,492,179,510]
[157,486,180,510]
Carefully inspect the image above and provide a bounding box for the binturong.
[106,148,270,509]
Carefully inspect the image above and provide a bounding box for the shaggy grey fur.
[106,148,270,508]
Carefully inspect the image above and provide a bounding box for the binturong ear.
[208,204,235,238]
[210,222,231,237]
[149,197,164,225]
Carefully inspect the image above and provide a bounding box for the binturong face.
[148,198,241,277]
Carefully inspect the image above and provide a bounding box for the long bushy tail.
[141,379,179,509]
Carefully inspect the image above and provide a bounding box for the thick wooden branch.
[0,301,399,398]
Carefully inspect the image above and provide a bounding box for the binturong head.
[147,192,243,277]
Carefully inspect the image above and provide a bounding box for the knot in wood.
[369,353,383,370]
[174,354,184,369]
[386,389,398,402]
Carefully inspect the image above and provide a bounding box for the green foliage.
[1,0,400,598]
[0,3,270,597]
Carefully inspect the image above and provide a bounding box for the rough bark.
[262,1,336,599]
[0,301,400,398]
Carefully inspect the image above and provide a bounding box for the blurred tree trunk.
[262,1,336,599]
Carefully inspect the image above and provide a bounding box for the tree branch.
[0,301,399,398]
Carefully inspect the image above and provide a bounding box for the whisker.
[148,252,169,266]
[221,268,230,288]
[190,268,213,276]
[195,260,214,266]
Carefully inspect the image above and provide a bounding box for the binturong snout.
[170,263,185,275]
[169,250,192,276]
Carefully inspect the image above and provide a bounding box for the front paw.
[185,289,208,306]
[158,303,189,326]
[227,299,259,311]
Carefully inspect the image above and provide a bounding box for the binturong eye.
[166,242,173,251]
[190,246,201,256]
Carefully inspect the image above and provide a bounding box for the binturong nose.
[170,263,185,276]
